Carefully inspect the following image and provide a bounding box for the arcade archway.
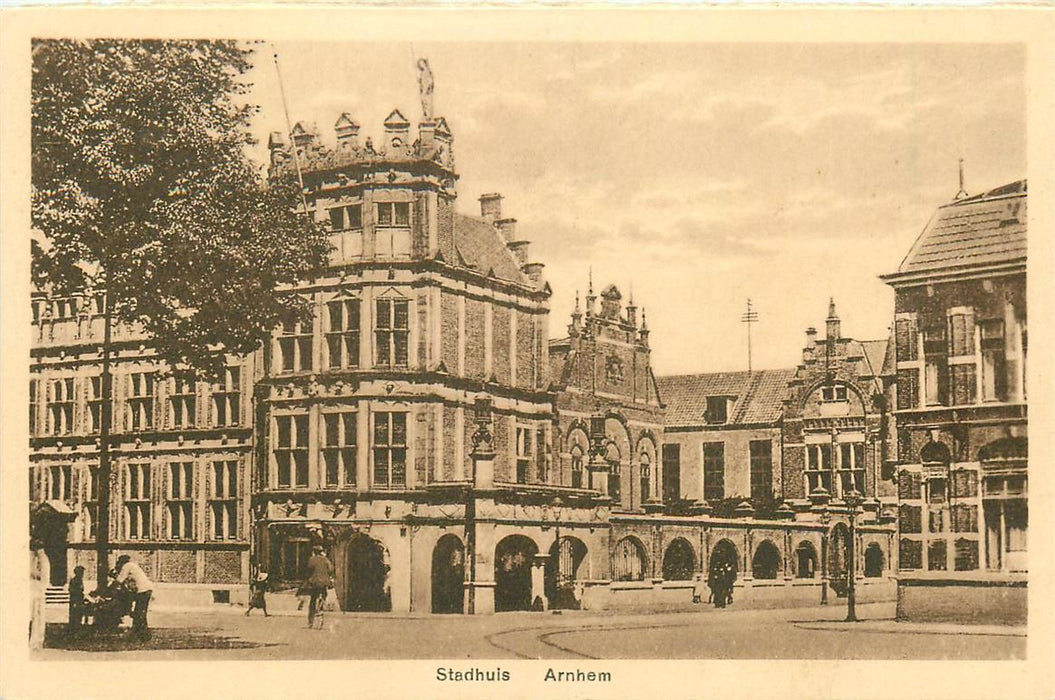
[545,536,588,609]
[752,540,781,580]
[494,535,538,612]
[341,534,390,612]
[431,534,465,614]
[662,537,696,581]
[709,539,740,580]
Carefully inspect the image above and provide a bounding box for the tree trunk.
[95,289,114,585]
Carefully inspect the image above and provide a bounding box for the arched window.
[612,537,648,582]
[570,445,584,489]
[662,538,696,581]
[751,540,781,580]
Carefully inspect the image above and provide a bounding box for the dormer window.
[821,385,848,402]
[705,396,728,425]
[376,202,410,227]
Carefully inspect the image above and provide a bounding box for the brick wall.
[493,306,511,384]
[465,298,486,380]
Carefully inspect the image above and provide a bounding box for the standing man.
[114,554,154,641]
[67,565,87,633]
[304,544,333,629]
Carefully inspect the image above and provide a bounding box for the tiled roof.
[453,213,530,285]
[896,180,1027,275]
[657,368,796,429]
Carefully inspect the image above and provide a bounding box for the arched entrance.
[864,543,884,578]
[795,541,818,578]
[662,538,696,580]
[751,540,781,580]
[545,536,588,610]
[494,535,538,612]
[431,534,465,614]
[709,539,740,580]
[612,536,648,582]
[342,534,390,612]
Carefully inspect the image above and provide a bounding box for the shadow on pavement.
[44,623,275,652]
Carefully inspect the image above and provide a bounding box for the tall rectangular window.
[749,440,772,500]
[515,426,533,484]
[899,538,922,570]
[326,299,361,370]
[979,319,1007,401]
[274,415,309,488]
[85,467,99,540]
[950,364,977,406]
[570,448,584,489]
[838,442,865,494]
[212,367,241,427]
[375,299,409,367]
[166,461,193,539]
[29,378,39,436]
[277,320,313,373]
[948,311,975,357]
[806,444,832,493]
[927,540,947,571]
[703,442,725,501]
[170,378,196,429]
[662,444,681,503]
[898,470,922,499]
[323,412,357,487]
[209,460,239,540]
[896,369,919,410]
[640,454,651,503]
[895,317,919,361]
[87,376,104,433]
[373,412,407,488]
[48,378,75,435]
[128,372,155,431]
[47,464,72,501]
[899,504,922,533]
[954,538,979,571]
[125,462,152,539]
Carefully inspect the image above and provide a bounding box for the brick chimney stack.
[479,193,502,222]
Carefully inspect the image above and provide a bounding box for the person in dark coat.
[67,565,87,632]
[246,571,270,617]
[304,545,333,629]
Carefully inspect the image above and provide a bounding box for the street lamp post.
[844,489,864,622]
[466,395,494,615]
[819,506,831,606]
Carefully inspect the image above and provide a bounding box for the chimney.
[804,327,818,363]
[290,122,316,148]
[522,262,545,286]
[826,298,841,342]
[496,218,517,243]
[627,296,638,328]
[383,109,410,150]
[507,240,530,265]
[334,113,360,148]
[479,193,502,222]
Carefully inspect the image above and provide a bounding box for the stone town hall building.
[29,79,896,614]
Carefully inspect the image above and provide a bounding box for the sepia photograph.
[2,7,1054,700]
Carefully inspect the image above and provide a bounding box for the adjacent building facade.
[881,180,1028,624]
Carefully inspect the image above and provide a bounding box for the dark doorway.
[662,538,696,580]
[494,535,538,612]
[545,536,588,609]
[431,534,465,614]
[864,543,884,577]
[795,541,817,578]
[343,535,390,612]
[709,539,740,580]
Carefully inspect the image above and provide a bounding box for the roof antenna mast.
[955,158,969,200]
[741,298,759,373]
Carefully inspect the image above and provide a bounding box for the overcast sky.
[246,42,1025,376]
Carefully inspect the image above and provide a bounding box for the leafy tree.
[31,39,330,582]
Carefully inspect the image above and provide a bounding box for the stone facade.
[881,180,1028,624]
[29,295,254,594]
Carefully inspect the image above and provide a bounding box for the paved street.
[36,602,1024,660]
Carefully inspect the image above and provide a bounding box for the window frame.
[372,411,408,489]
